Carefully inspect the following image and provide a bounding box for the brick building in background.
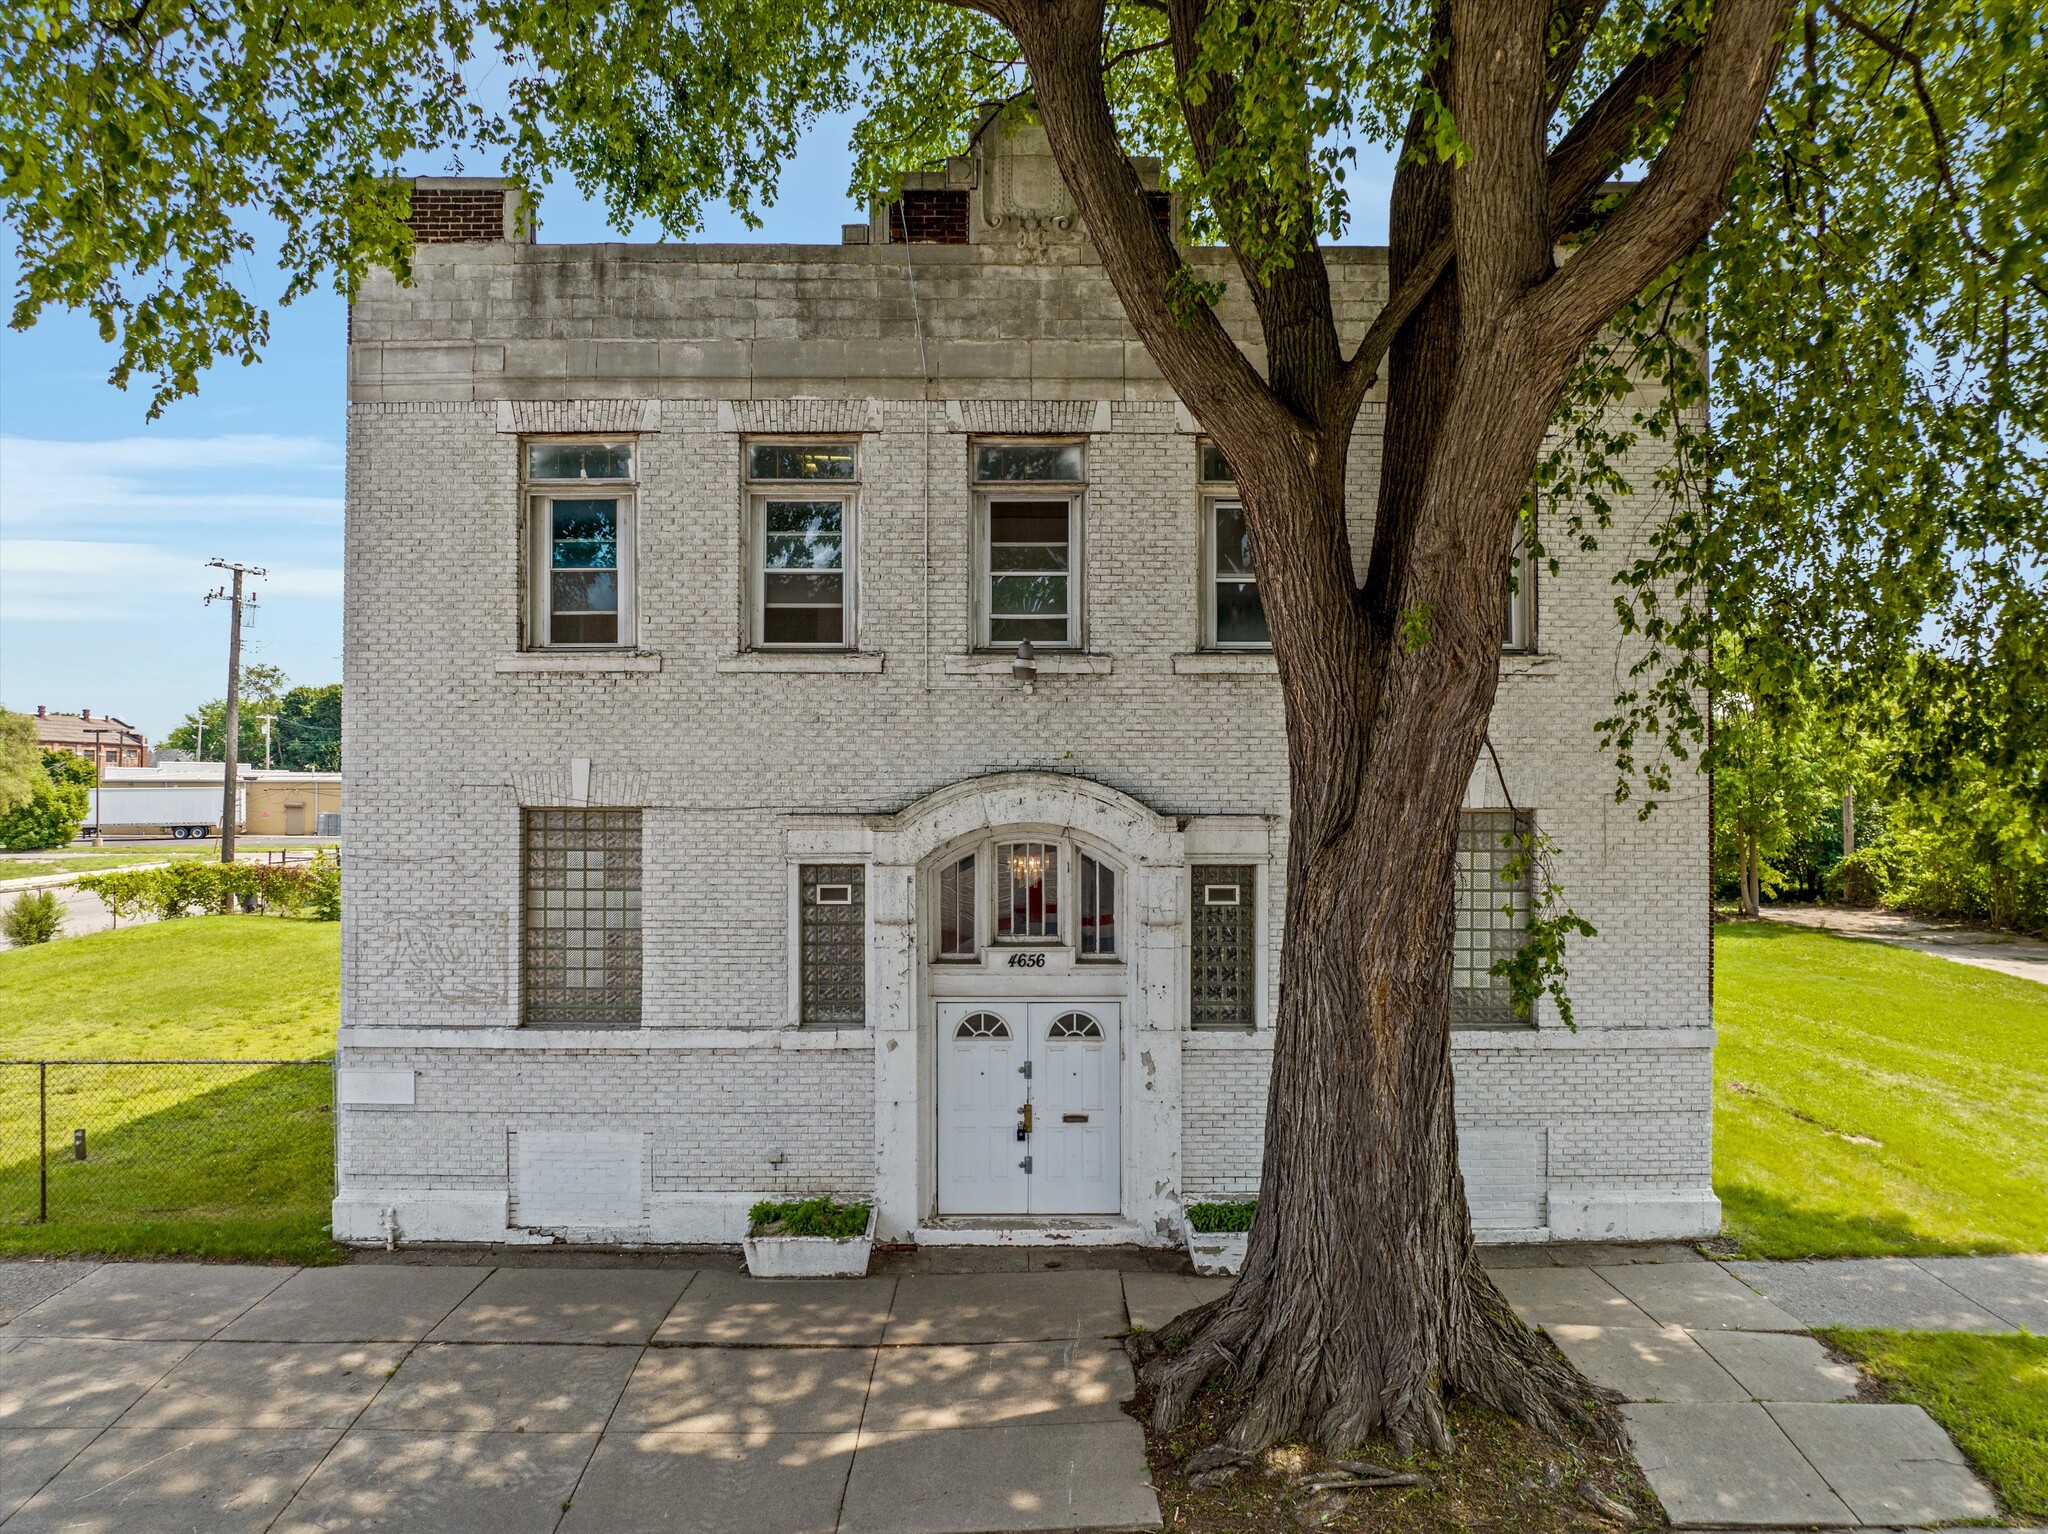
[33,706,149,770]
[332,109,1714,1250]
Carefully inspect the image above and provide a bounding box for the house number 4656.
[1005,952,1047,968]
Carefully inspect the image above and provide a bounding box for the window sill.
[944,652,1114,677]
[495,651,663,675]
[1500,651,1557,678]
[1173,651,1277,676]
[716,651,886,674]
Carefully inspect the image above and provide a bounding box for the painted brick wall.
[339,230,1713,1240]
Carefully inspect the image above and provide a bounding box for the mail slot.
[1062,1113,1089,1124]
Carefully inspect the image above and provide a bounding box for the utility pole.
[194,719,204,761]
[257,713,278,770]
[82,727,109,846]
[1842,784,1856,859]
[205,560,265,865]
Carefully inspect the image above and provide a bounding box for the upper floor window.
[525,439,636,648]
[1198,444,1269,648]
[748,440,858,648]
[1503,531,1536,652]
[974,440,1084,649]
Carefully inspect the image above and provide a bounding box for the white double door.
[937,1000,1121,1215]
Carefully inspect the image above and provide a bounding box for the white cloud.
[0,433,342,529]
[0,539,341,622]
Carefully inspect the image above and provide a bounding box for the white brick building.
[334,124,1716,1250]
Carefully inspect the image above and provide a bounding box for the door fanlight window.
[1047,1012,1103,1039]
[955,1012,1011,1039]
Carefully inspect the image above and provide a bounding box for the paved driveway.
[0,1258,1198,1533]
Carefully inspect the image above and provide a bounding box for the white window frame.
[746,437,860,650]
[927,835,1126,963]
[524,437,638,651]
[1503,527,1537,652]
[971,438,1085,651]
[1197,443,1268,651]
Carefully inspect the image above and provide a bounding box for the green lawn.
[1714,921,2048,1257]
[0,850,206,881]
[1823,1330,2048,1520]
[0,916,339,1261]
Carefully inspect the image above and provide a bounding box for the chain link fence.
[0,1060,333,1227]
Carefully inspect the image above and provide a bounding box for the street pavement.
[1761,905,2048,987]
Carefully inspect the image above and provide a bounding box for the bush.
[1185,1199,1257,1233]
[0,751,92,851]
[306,851,341,920]
[748,1197,871,1238]
[2,889,64,945]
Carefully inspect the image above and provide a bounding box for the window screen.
[1453,809,1534,1027]
[800,864,867,1027]
[1190,864,1256,1030]
[522,809,642,1028]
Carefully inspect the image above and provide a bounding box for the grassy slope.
[0,917,339,1261]
[1714,921,2048,1257]
[1824,1330,2048,1519]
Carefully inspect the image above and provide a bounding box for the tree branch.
[1523,0,1790,362]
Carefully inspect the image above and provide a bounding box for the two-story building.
[333,119,1716,1250]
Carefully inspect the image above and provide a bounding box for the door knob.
[1017,1102,1034,1134]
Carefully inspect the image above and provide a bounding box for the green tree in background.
[7,0,2045,1452]
[160,668,340,769]
[0,708,43,816]
[0,750,94,851]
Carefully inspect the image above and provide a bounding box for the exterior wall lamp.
[1011,639,1037,684]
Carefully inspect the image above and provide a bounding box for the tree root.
[1141,1260,1617,1455]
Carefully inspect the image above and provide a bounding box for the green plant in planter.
[748,1197,871,1239]
[1186,1200,1257,1234]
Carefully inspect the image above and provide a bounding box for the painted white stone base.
[1546,1185,1721,1241]
[334,1190,764,1246]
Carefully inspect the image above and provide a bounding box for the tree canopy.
[160,672,341,771]
[3,0,2041,794]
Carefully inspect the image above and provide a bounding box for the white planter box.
[1181,1216,1249,1277]
[743,1208,877,1278]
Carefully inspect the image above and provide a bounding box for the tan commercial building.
[100,764,343,835]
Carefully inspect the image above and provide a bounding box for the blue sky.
[0,119,1395,743]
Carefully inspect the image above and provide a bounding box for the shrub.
[2,889,63,945]
[1185,1199,1257,1233]
[0,751,92,851]
[306,851,340,920]
[73,867,156,922]
[748,1197,871,1238]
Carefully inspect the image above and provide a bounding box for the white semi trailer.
[84,785,247,839]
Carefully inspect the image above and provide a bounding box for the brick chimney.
[80,707,90,720]
[406,178,532,245]
[36,705,46,717]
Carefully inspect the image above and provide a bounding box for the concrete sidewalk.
[1492,1246,2047,1529]
[0,1258,1172,1533]
[4,1248,2040,1532]
[1761,905,2048,987]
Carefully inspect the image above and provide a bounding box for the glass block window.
[996,841,1059,941]
[1191,865,1256,1030]
[1453,809,1534,1027]
[974,441,1084,483]
[1077,853,1118,958]
[800,864,867,1028]
[522,809,642,1028]
[937,854,977,959]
